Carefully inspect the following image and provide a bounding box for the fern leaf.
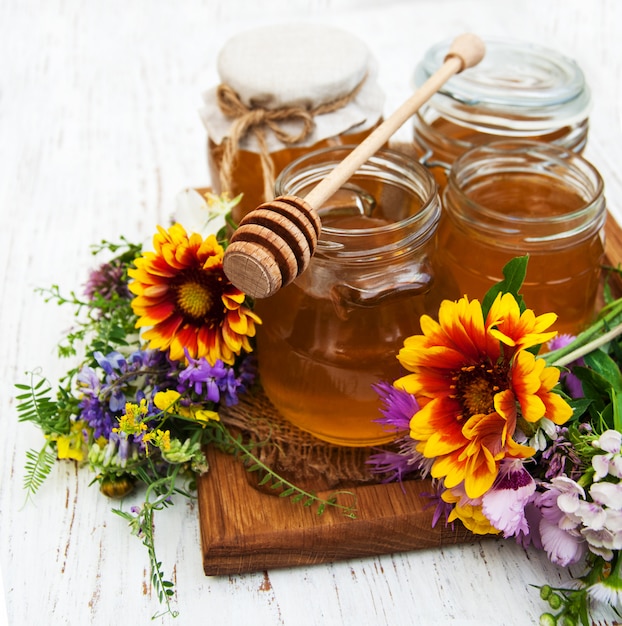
[23,443,56,501]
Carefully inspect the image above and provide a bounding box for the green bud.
[540,585,552,600]
[548,593,562,610]
[539,613,556,626]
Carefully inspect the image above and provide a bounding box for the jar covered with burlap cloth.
[200,23,385,223]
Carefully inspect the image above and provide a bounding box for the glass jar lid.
[414,38,592,133]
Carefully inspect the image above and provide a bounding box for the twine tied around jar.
[216,77,368,205]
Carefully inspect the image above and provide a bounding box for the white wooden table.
[1,1,621,624]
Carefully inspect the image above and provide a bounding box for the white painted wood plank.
[1,1,620,624]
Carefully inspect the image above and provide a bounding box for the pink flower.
[535,480,587,567]
[481,459,536,538]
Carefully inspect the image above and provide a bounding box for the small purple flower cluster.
[84,261,132,301]
[76,348,257,443]
[177,350,256,406]
[77,349,171,439]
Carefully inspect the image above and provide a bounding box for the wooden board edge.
[198,448,476,576]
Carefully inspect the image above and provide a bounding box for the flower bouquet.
[369,256,622,625]
[15,192,353,619]
[16,191,622,624]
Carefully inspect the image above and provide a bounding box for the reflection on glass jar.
[438,140,606,336]
[255,147,451,447]
[411,39,592,187]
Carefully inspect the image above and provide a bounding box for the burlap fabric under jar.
[220,388,384,490]
[200,23,385,223]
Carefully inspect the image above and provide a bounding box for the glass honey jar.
[437,140,607,336]
[412,38,592,187]
[254,146,453,447]
[200,23,384,224]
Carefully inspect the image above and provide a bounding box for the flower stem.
[544,298,622,367]
[551,322,622,367]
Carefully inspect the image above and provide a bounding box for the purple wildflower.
[367,444,422,484]
[76,366,116,439]
[219,355,257,406]
[84,261,131,301]
[178,351,257,406]
[178,351,227,401]
[76,348,173,439]
[92,349,171,411]
[368,382,428,483]
[373,380,419,431]
[548,333,584,398]
[430,489,456,529]
[540,427,584,481]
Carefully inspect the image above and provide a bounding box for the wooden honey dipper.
[223,33,486,299]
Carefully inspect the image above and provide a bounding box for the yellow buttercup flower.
[192,408,220,423]
[128,223,261,364]
[51,420,89,462]
[143,429,171,452]
[396,293,572,500]
[114,400,149,436]
[154,390,181,413]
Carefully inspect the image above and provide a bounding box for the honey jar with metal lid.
[411,38,592,186]
[200,23,385,224]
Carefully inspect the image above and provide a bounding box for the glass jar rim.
[414,38,592,132]
[275,145,440,241]
[445,139,605,240]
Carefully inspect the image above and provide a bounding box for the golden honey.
[208,124,380,223]
[438,140,606,336]
[255,147,451,447]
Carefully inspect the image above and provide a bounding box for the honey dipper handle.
[223,34,485,300]
[304,33,485,209]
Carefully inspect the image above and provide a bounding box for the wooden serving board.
[197,211,622,577]
[198,448,475,575]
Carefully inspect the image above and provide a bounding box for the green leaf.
[611,388,622,432]
[583,349,622,390]
[23,443,57,501]
[481,256,528,318]
[566,397,592,421]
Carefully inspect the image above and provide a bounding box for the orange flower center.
[177,281,213,320]
[452,362,508,419]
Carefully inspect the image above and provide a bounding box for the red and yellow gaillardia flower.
[395,293,572,503]
[128,223,261,364]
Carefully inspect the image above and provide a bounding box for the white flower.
[591,482,622,510]
[605,509,622,533]
[553,476,585,515]
[536,482,587,567]
[539,516,585,567]
[593,430,622,480]
[576,500,607,530]
[518,417,558,452]
[174,188,241,237]
[582,527,616,560]
[588,587,622,625]
[594,430,622,454]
